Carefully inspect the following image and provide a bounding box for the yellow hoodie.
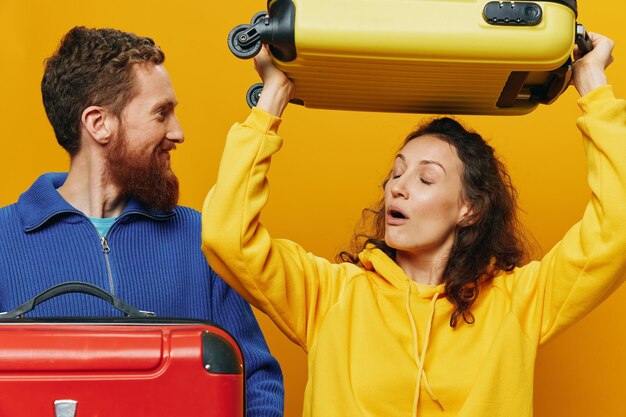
[202,85,626,417]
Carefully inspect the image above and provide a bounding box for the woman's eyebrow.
[420,159,446,173]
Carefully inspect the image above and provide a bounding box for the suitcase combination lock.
[483,2,542,26]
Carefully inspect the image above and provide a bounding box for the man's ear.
[81,106,116,145]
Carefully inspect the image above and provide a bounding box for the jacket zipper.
[29,209,172,297]
[100,236,116,296]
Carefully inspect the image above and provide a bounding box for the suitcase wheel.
[246,83,264,108]
[244,82,305,108]
[228,24,263,59]
[251,11,268,26]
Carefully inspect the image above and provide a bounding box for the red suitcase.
[0,282,245,417]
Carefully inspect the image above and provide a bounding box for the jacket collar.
[17,173,175,232]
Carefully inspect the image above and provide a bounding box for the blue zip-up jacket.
[0,172,284,417]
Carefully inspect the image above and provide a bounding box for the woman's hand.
[253,45,296,117]
[572,32,615,96]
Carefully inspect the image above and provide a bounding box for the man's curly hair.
[41,26,165,155]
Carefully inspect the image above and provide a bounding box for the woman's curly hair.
[338,117,529,327]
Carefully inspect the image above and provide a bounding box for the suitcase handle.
[0,281,153,319]
[526,23,594,106]
[575,23,593,55]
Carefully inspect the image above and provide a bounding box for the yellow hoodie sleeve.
[202,107,358,350]
[508,85,626,344]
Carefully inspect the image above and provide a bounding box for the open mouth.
[387,207,408,222]
[390,210,406,219]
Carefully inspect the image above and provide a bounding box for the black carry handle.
[0,281,153,319]
[575,23,593,55]
[530,23,594,105]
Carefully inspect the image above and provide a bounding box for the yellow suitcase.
[227,0,590,115]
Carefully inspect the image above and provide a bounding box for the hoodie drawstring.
[405,283,444,416]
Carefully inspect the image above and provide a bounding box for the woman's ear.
[458,203,478,227]
[81,106,116,145]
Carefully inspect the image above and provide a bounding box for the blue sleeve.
[209,268,284,417]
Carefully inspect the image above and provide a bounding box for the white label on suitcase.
[54,400,77,417]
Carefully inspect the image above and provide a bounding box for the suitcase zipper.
[100,236,116,296]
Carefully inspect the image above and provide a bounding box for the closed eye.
[420,178,432,186]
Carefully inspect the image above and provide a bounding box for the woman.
[203,33,623,416]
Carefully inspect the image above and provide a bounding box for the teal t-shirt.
[89,216,117,237]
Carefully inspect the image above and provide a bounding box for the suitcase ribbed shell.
[272,0,577,114]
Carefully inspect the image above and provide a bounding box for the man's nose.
[166,115,184,143]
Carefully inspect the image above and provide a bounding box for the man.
[0,26,283,416]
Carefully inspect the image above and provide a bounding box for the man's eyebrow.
[151,99,178,111]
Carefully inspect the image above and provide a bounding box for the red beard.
[105,132,179,212]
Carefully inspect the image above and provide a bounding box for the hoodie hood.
[358,246,446,298]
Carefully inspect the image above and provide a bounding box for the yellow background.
[1,1,625,415]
